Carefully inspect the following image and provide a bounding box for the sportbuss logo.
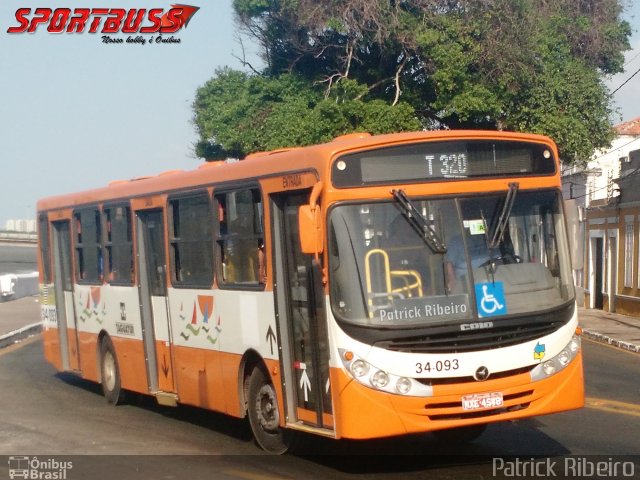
[8,456,72,479]
[6,5,199,45]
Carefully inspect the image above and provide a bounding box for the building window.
[625,222,634,288]
[169,193,214,287]
[74,208,102,284]
[214,188,264,287]
[104,206,134,285]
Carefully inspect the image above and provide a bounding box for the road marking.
[222,469,290,480]
[583,337,640,356]
[586,397,640,418]
[0,334,40,357]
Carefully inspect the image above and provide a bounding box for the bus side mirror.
[299,205,324,255]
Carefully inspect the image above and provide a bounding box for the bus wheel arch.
[99,333,125,405]
[240,350,289,454]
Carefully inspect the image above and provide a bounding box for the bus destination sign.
[332,140,556,188]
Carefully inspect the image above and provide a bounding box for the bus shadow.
[54,371,254,443]
[292,420,572,475]
[53,371,571,473]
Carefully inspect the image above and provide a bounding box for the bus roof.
[37,130,556,212]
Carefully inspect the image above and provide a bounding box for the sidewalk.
[0,295,41,348]
[578,307,640,354]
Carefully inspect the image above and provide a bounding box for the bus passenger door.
[271,192,333,431]
[135,209,175,394]
[51,220,80,371]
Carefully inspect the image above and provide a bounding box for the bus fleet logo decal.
[534,342,546,361]
[116,302,134,336]
[6,4,199,45]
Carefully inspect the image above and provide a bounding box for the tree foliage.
[194,0,631,163]
[193,69,420,159]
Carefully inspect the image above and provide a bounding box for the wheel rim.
[103,350,116,392]
[255,384,280,432]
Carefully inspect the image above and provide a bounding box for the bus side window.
[74,208,102,284]
[103,205,134,285]
[214,188,264,287]
[169,193,214,288]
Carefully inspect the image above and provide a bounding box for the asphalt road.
[0,336,638,480]
[0,243,37,275]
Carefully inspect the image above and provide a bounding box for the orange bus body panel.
[332,351,584,440]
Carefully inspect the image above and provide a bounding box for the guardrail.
[0,231,37,243]
[0,272,39,301]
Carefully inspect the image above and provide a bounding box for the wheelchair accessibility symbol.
[475,282,507,317]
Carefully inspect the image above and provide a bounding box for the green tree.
[193,70,420,159]
[195,0,631,163]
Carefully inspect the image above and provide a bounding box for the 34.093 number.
[415,359,459,374]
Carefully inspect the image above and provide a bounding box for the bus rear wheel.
[100,336,125,405]
[247,367,289,454]
[432,424,487,443]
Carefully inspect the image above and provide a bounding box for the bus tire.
[432,424,487,443]
[247,366,289,454]
[100,336,125,405]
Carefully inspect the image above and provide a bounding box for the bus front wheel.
[100,336,125,405]
[247,366,289,454]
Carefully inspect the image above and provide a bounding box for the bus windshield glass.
[328,190,574,327]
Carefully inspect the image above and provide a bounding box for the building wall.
[585,135,639,206]
[584,203,640,319]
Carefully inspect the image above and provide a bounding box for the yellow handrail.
[364,248,423,317]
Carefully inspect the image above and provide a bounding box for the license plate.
[461,392,504,411]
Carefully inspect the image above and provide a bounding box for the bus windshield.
[328,190,574,328]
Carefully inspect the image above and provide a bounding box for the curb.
[0,322,42,349]
[582,328,640,354]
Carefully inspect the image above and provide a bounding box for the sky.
[0,1,639,227]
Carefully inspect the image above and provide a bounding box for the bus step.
[154,391,178,407]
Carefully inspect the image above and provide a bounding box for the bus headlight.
[569,337,580,354]
[351,359,369,378]
[338,349,433,397]
[395,377,412,395]
[371,370,389,388]
[530,335,581,381]
[543,361,556,376]
[557,350,570,366]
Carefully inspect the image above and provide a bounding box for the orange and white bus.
[37,130,583,453]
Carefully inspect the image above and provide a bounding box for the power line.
[624,49,640,67]
[571,166,640,200]
[560,136,640,176]
[611,64,640,95]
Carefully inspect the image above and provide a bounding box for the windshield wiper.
[391,189,447,254]
[488,182,519,249]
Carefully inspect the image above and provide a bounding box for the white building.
[4,219,36,233]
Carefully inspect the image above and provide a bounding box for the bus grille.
[374,321,564,353]
[424,390,534,421]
